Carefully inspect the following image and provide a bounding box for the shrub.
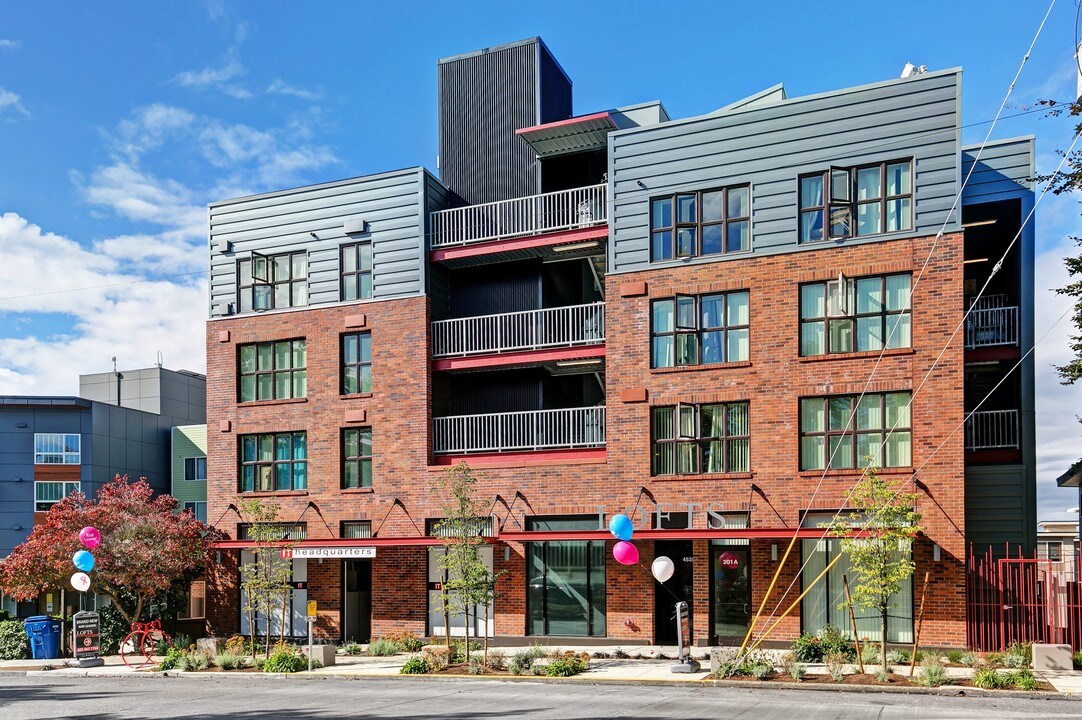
[486,648,507,670]
[860,644,880,665]
[157,646,185,671]
[973,668,1010,689]
[791,624,854,663]
[790,633,823,663]
[341,643,363,656]
[749,662,773,680]
[824,651,847,682]
[367,638,400,656]
[915,657,947,687]
[390,632,425,653]
[467,656,485,675]
[172,634,192,652]
[263,645,312,673]
[945,649,964,665]
[789,662,807,681]
[1074,650,1082,670]
[223,635,253,656]
[1012,668,1038,691]
[874,669,890,683]
[962,651,985,669]
[423,645,450,671]
[252,656,266,671]
[612,648,630,659]
[887,649,909,665]
[511,645,548,671]
[999,643,1030,669]
[531,661,546,676]
[215,652,246,670]
[180,652,210,671]
[400,656,429,674]
[0,620,29,660]
[507,658,523,675]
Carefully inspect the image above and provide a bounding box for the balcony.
[432,303,605,361]
[430,184,607,259]
[964,409,1019,451]
[433,406,606,455]
[965,305,1020,349]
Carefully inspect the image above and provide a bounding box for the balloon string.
[639,561,682,603]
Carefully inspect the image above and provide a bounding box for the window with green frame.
[342,428,372,489]
[799,392,911,470]
[800,274,911,356]
[239,432,307,492]
[652,402,750,475]
[238,339,307,402]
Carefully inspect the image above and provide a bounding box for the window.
[800,392,911,470]
[341,521,373,539]
[238,339,307,402]
[1047,542,1063,562]
[341,242,373,301]
[799,160,912,243]
[184,457,207,482]
[34,433,80,464]
[800,274,911,356]
[341,332,372,394]
[182,501,207,524]
[239,432,307,492]
[526,516,606,637]
[237,522,306,541]
[179,580,206,620]
[652,291,749,367]
[236,251,308,313]
[342,428,373,489]
[35,481,80,511]
[652,402,750,475]
[650,185,751,261]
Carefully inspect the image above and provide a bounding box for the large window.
[800,274,911,356]
[799,160,912,243]
[652,402,750,475]
[182,501,208,524]
[179,580,206,620]
[34,433,80,464]
[652,291,749,367]
[526,516,606,637]
[650,185,751,261]
[237,251,308,313]
[799,392,911,470]
[238,340,307,402]
[239,432,307,492]
[341,332,372,394]
[342,428,373,489]
[341,242,373,301]
[184,457,207,482]
[35,481,80,511]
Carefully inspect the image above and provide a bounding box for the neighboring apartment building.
[1038,521,1080,579]
[0,367,206,618]
[172,424,208,636]
[203,38,1035,648]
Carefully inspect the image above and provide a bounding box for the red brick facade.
[204,230,968,648]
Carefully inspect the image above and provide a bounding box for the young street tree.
[236,498,296,660]
[0,475,216,625]
[828,468,922,669]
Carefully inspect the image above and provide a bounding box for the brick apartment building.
[203,38,1035,648]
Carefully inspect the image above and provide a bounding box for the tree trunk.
[464,606,471,666]
[442,589,451,650]
[482,599,489,671]
[279,589,288,647]
[248,605,255,660]
[880,606,888,674]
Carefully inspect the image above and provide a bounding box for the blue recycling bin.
[24,616,62,660]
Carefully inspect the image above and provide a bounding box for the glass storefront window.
[526,516,606,637]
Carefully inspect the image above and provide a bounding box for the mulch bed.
[721,672,1055,692]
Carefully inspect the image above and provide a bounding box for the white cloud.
[0,87,29,117]
[0,39,19,51]
[174,57,252,99]
[266,79,322,101]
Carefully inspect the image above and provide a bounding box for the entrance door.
[343,560,371,643]
[711,546,750,644]
[654,541,694,644]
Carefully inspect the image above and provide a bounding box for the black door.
[711,546,750,644]
[654,541,694,643]
[343,560,371,642]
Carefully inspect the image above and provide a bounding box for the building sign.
[718,551,742,569]
[72,611,100,659]
[675,601,691,661]
[280,547,376,559]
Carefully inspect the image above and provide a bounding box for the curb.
[703,677,1073,700]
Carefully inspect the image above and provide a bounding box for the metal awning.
[212,536,487,549]
[497,528,858,542]
[516,111,617,158]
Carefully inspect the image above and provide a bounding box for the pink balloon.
[613,541,639,566]
[79,526,101,550]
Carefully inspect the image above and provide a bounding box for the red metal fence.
[967,544,1082,651]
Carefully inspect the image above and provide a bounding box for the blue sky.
[1,1,1080,518]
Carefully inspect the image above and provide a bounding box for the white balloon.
[71,572,91,592]
[651,556,675,583]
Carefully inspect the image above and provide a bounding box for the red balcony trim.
[433,345,605,371]
[430,226,608,262]
[211,536,494,549]
[965,346,1021,362]
[514,111,615,135]
[497,528,863,542]
[430,448,606,468]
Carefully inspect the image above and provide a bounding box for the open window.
[674,294,698,365]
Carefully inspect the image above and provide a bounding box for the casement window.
[341,242,373,301]
[341,332,372,394]
[183,457,207,482]
[650,185,751,261]
[652,291,749,367]
[34,481,80,511]
[238,339,307,402]
[34,433,80,464]
[236,251,308,313]
[342,428,373,489]
[799,160,912,243]
[652,402,750,475]
[182,501,207,524]
[800,274,911,356]
[239,432,307,492]
[799,392,911,470]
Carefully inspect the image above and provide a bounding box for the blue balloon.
[73,550,95,573]
[608,513,634,541]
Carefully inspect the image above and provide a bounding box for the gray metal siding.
[608,70,962,274]
[965,465,1031,550]
[961,137,1034,204]
[209,168,428,315]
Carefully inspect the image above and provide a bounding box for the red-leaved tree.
[0,475,217,624]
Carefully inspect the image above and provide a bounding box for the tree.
[236,498,296,660]
[431,462,500,667]
[827,468,922,669]
[0,475,216,625]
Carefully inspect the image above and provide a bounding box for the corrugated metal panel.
[449,261,540,318]
[208,168,427,315]
[961,137,1034,205]
[608,70,962,274]
[438,38,571,206]
[965,465,1030,549]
